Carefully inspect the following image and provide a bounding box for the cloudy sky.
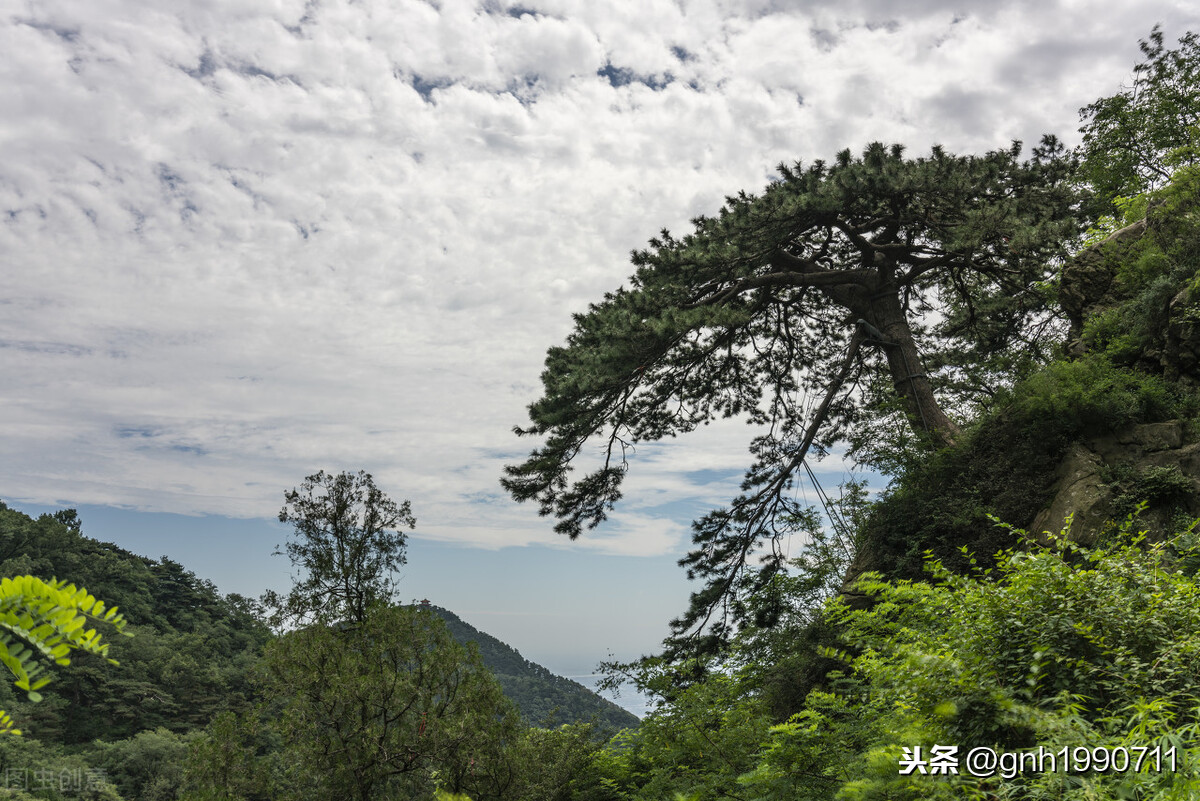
[2,0,1194,708]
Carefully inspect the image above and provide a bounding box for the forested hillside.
[0,502,272,744]
[0,501,632,800]
[429,606,638,731]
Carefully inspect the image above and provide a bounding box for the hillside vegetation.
[428,606,638,732]
[0,502,632,800]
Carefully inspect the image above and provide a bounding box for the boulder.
[1059,218,1147,344]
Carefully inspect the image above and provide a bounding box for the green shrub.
[854,349,1200,583]
[827,519,1200,799]
[1005,356,1177,440]
[1108,465,1195,521]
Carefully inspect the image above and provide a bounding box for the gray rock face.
[1059,219,1146,344]
[1031,444,1110,540]
[1031,420,1200,542]
[1166,283,1200,381]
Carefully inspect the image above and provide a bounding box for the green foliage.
[0,502,279,801]
[266,470,415,627]
[181,708,279,801]
[1109,465,1193,519]
[584,517,1200,801]
[587,612,882,801]
[734,689,877,801]
[257,604,520,801]
[494,724,611,801]
[591,665,775,801]
[1081,279,1172,364]
[825,520,1200,799]
[1080,193,1148,246]
[0,734,124,800]
[0,502,637,799]
[0,575,128,735]
[1069,165,1200,381]
[1003,355,1180,441]
[1079,27,1199,210]
[0,505,156,627]
[89,727,192,801]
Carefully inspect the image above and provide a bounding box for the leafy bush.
[826,519,1200,799]
[1110,465,1194,519]
[89,728,191,801]
[1004,356,1178,441]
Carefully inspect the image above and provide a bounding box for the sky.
[2,0,1195,714]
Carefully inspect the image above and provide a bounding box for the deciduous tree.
[1079,26,1200,209]
[268,470,415,626]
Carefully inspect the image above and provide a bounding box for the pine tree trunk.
[869,297,960,448]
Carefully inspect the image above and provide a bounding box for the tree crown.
[504,139,1080,656]
[268,470,415,626]
[1079,26,1200,210]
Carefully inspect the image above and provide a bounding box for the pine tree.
[504,140,1080,653]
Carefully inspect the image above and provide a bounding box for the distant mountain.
[423,604,639,731]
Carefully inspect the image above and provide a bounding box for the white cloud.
[1,0,1194,559]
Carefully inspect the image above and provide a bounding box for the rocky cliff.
[849,168,1200,587]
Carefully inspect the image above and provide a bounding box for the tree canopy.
[504,139,1079,654]
[259,604,520,801]
[1079,26,1200,210]
[0,575,128,735]
[267,470,415,626]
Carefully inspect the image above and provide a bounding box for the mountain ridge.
[421,602,639,731]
